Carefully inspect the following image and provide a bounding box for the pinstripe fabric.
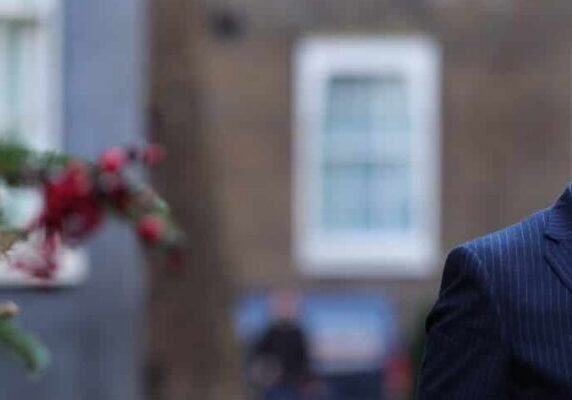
[418,185,572,399]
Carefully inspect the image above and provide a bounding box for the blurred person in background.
[249,290,329,400]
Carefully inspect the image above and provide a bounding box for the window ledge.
[0,247,89,288]
[297,235,440,278]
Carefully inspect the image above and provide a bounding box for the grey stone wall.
[0,0,147,399]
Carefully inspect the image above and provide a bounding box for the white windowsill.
[296,234,440,278]
[0,247,89,287]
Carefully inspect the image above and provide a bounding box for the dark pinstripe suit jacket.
[418,185,572,399]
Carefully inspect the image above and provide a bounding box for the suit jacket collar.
[544,184,572,295]
[545,184,572,240]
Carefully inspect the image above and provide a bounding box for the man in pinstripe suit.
[418,185,572,399]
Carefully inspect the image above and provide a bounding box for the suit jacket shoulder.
[419,187,572,399]
[461,208,550,276]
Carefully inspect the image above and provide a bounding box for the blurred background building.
[150,0,572,399]
[2,0,572,399]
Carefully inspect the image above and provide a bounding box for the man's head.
[269,288,301,322]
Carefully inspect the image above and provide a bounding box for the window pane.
[0,20,28,140]
[321,75,412,233]
[369,165,411,231]
[322,163,371,231]
[323,77,375,162]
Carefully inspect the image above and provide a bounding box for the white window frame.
[0,0,89,287]
[0,0,63,149]
[293,36,442,277]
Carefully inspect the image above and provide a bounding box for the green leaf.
[0,315,50,375]
[0,140,68,186]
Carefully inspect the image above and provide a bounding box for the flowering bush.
[0,141,182,374]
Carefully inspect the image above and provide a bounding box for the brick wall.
[154,0,572,347]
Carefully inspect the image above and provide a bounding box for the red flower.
[108,184,131,212]
[97,172,132,212]
[137,215,165,243]
[39,161,103,241]
[98,147,127,173]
